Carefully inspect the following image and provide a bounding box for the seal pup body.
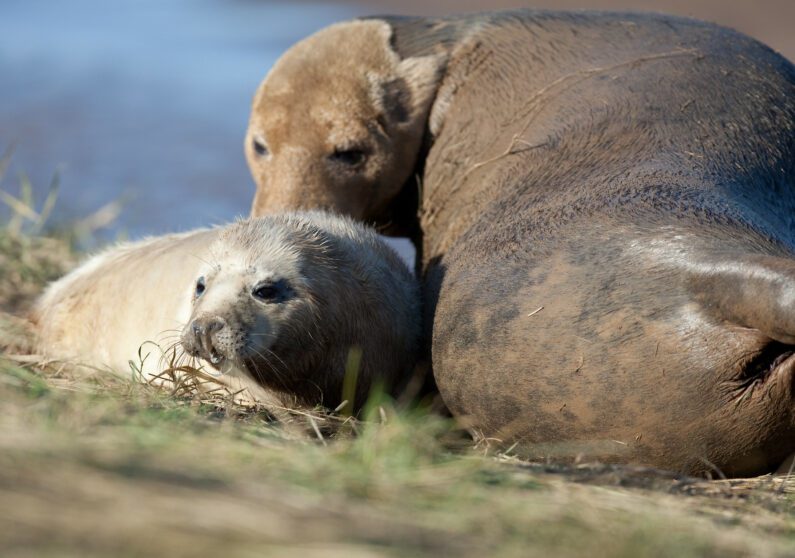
[34,229,214,379]
[246,11,795,475]
[33,213,420,410]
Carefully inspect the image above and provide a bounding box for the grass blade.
[31,171,60,235]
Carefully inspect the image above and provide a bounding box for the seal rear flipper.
[687,254,795,345]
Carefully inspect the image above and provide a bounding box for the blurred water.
[0,0,416,262]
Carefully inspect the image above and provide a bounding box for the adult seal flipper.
[688,255,795,345]
[687,254,795,474]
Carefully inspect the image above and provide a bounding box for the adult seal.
[33,212,420,411]
[245,11,795,475]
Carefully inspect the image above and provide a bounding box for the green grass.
[1,172,794,557]
[2,351,794,558]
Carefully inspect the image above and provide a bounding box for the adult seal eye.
[329,148,367,167]
[252,137,269,157]
[195,276,206,298]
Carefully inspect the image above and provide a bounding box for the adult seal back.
[245,10,795,476]
[33,212,420,411]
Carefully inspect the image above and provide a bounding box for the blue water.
[1,0,415,257]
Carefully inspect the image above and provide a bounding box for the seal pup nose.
[188,316,227,365]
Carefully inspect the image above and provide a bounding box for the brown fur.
[246,20,444,236]
[246,10,795,476]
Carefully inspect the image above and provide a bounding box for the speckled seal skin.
[33,212,420,411]
[245,10,795,476]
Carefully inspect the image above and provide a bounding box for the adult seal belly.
[245,11,795,476]
[32,212,420,411]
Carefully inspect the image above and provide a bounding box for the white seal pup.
[32,212,420,410]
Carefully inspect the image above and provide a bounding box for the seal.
[33,212,420,410]
[245,11,795,475]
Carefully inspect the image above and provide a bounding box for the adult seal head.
[245,18,446,237]
[245,11,795,476]
[33,212,420,411]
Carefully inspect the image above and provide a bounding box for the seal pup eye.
[252,279,291,303]
[329,148,367,167]
[195,276,206,298]
[252,137,269,157]
[253,285,278,300]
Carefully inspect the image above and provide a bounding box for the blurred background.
[1,0,793,252]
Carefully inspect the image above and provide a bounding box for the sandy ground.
[336,0,795,62]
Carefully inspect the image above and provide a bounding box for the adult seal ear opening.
[245,10,795,476]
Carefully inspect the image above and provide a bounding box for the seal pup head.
[180,211,419,410]
[246,19,447,234]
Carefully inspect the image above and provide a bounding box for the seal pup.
[245,11,795,475]
[33,212,419,410]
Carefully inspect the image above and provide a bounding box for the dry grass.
[2,351,794,558]
[1,171,794,557]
